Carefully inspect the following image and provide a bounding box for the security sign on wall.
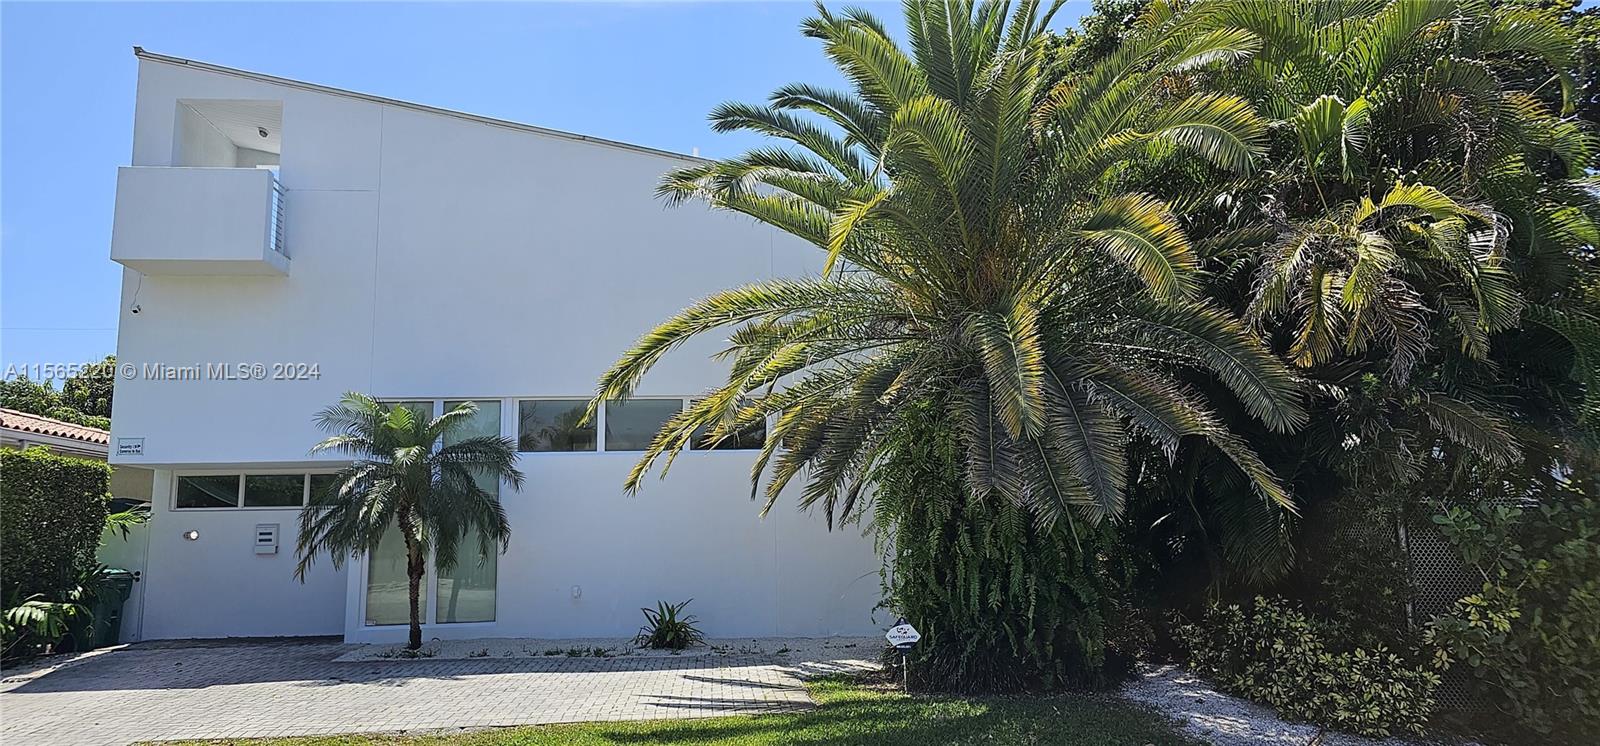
[886,619,921,650]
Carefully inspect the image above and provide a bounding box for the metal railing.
[269,176,287,258]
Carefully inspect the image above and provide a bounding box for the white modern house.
[107,49,882,644]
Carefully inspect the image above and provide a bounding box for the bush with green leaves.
[1425,497,1600,746]
[0,448,110,601]
[1175,596,1439,737]
[634,600,705,650]
[1,447,110,659]
[872,404,1133,692]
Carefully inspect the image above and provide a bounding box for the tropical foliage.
[1426,496,1600,746]
[295,394,522,649]
[871,402,1137,691]
[596,0,1301,542]
[590,0,1598,718]
[1,595,86,661]
[1100,0,1600,599]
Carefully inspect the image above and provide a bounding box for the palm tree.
[1188,0,1597,483]
[1189,0,1592,386]
[294,394,522,650]
[1109,0,1596,599]
[591,1,1305,538]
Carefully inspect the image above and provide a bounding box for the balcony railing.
[110,166,290,276]
[270,177,287,258]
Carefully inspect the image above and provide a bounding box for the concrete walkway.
[0,638,879,745]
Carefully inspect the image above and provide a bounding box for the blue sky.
[0,1,1088,373]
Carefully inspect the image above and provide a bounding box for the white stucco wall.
[139,470,349,640]
[111,57,883,640]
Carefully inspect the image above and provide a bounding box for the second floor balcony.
[111,166,288,276]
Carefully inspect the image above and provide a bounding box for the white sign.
[886,622,921,648]
[116,438,144,457]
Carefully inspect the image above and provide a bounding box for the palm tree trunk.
[406,546,424,650]
[398,507,424,651]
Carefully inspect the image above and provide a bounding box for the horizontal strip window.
[512,397,765,453]
[173,472,337,510]
[299,397,765,455]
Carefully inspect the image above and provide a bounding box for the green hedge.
[0,448,111,602]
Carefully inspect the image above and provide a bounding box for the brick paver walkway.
[0,639,872,745]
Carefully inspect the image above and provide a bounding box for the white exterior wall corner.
[112,56,882,641]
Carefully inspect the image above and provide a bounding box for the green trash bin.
[88,568,136,649]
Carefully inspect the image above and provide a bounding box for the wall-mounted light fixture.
[182,530,200,541]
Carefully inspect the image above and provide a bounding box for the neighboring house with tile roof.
[2,408,112,458]
[2,408,154,504]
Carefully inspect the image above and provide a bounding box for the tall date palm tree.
[592,0,1306,535]
[294,394,521,650]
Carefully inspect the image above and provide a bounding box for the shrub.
[1175,596,1439,737]
[1425,498,1600,746]
[634,600,705,650]
[0,448,110,601]
[872,403,1130,692]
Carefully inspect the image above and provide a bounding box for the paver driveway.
[0,639,874,746]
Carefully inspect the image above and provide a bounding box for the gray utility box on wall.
[254,523,279,555]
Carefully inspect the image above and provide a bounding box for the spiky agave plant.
[591,0,1305,540]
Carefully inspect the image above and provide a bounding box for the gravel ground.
[1121,664,1431,746]
[334,635,886,664]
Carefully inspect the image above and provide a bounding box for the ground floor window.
[173,471,338,510]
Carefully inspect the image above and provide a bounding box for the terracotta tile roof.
[0,408,110,445]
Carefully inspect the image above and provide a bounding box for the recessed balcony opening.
[111,99,290,276]
[173,99,282,170]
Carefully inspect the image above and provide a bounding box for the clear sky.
[0,1,1087,372]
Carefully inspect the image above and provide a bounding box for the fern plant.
[634,600,705,650]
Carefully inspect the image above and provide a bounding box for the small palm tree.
[295,394,522,650]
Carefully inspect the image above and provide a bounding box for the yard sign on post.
[885,619,920,692]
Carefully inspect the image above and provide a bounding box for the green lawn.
[159,675,1201,745]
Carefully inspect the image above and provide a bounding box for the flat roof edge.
[133,47,708,165]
